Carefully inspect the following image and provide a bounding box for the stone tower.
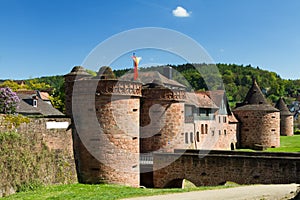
[233,79,280,148]
[275,97,294,136]
[65,66,142,187]
[140,79,186,153]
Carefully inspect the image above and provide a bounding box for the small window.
[185,132,189,144]
[219,130,221,135]
[201,124,204,134]
[271,116,276,118]
[33,99,37,107]
[206,109,209,116]
[223,117,227,123]
[212,130,215,136]
[190,132,194,143]
[224,130,227,135]
[219,116,221,123]
[205,124,208,134]
[244,116,249,119]
[196,131,200,142]
[271,129,276,131]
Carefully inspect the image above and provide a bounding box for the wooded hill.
[1,63,299,112]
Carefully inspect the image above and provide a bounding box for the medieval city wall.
[153,151,300,188]
[0,114,76,197]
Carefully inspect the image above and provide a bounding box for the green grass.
[3,183,235,200]
[237,135,300,152]
[266,135,300,152]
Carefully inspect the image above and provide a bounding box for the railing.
[140,153,153,165]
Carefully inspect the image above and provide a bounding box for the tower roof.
[275,97,293,116]
[65,66,91,76]
[243,78,268,105]
[234,78,279,112]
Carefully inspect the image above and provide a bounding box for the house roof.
[185,92,218,109]
[234,79,279,112]
[275,97,293,116]
[120,71,186,89]
[16,91,64,116]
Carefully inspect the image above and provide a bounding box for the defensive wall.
[0,114,76,197]
[153,150,300,188]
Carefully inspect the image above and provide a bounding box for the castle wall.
[140,88,186,153]
[0,115,76,196]
[280,115,294,136]
[69,78,142,187]
[153,151,300,188]
[234,110,280,148]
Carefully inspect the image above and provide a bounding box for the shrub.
[0,87,20,114]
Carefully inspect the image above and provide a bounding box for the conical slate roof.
[65,66,91,76]
[243,78,268,105]
[275,97,293,116]
[234,78,279,112]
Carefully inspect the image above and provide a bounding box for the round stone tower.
[233,79,280,149]
[65,66,142,187]
[140,79,186,153]
[275,97,294,136]
[64,66,91,117]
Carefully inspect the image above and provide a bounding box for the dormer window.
[33,99,37,107]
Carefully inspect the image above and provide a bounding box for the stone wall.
[0,115,76,197]
[280,115,294,136]
[234,110,280,148]
[153,150,300,188]
[140,98,186,153]
[69,79,142,187]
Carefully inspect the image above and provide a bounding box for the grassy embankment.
[3,182,236,200]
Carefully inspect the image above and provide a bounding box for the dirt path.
[123,184,299,200]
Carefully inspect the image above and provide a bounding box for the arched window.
[201,124,204,134]
[196,131,200,142]
[205,124,208,134]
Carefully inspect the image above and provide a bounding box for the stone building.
[275,97,294,136]
[233,79,280,148]
[65,66,240,187]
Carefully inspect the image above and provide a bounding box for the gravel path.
[123,184,299,200]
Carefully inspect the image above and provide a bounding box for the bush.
[0,87,20,114]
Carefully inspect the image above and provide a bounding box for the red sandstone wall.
[280,115,294,136]
[70,79,141,187]
[140,100,186,153]
[234,110,280,148]
[153,152,300,188]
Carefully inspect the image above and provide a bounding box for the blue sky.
[0,0,300,79]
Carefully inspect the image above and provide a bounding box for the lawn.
[266,134,300,152]
[3,183,234,200]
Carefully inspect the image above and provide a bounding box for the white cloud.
[172,6,191,17]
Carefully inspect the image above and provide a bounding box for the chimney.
[163,66,172,79]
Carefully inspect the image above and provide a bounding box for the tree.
[0,87,20,114]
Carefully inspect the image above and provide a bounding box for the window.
[206,109,209,116]
[219,116,221,123]
[196,131,200,142]
[185,132,189,144]
[190,132,194,143]
[219,130,221,135]
[211,130,215,136]
[224,130,227,135]
[201,124,204,134]
[33,99,37,107]
[205,124,208,134]
[223,116,227,123]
